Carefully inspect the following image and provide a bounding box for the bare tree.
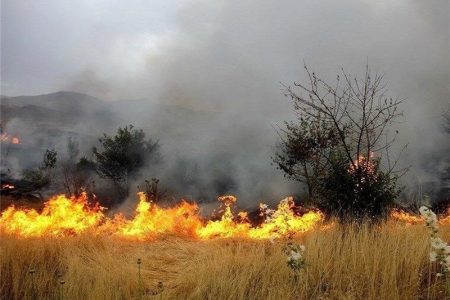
[61,138,96,196]
[275,64,407,220]
[140,178,168,203]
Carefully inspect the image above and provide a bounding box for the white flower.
[299,245,306,252]
[445,256,450,266]
[427,212,438,224]
[430,251,437,262]
[289,250,301,261]
[419,206,429,216]
[431,237,446,250]
[259,203,268,210]
[422,206,450,276]
[420,206,439,227]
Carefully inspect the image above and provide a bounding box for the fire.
[105,192,203,240]
[0,133,20,144]
[349,152,376,176]
[2,191,446,240]
[247,197,324,239]
[0,193,104,237]
[196,195,252,239]
[390,209,450,226]
[1,184,15,190]
[390,209,424,225]
[0,192,324,240]
[439,208,450,225]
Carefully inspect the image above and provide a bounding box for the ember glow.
[390,209,450,226]
[390,209,424,225]
[0,133,20,144]
[0,192,324,240]
[1,184,15,190]
[349,152,376,176]
[438,209,450,226]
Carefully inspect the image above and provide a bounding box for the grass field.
[2,221,450,300]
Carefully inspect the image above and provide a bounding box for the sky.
[1,0,449,201]
[2,1,449,105]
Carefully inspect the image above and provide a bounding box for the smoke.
[2,0,449,205]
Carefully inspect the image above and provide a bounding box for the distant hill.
[0,90,217,166]
[0,92,120,171]
[1,91,107,113]
[1,91,116,129]
[0,91,217,138]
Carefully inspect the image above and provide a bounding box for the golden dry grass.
[1,222,449,300]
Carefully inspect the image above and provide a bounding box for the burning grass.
[0,193,324,240]
[2,194,450,299]
[1,223,450,299]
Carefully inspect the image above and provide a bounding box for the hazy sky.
[2,1,449,103]
[1,0,181,95]
[1,0,449,195]
[3,1,448,136]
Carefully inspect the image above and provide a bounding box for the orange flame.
[0,133,20,144]
[390,209,424,225]
[0,193,324,240]
[349,152,376,176]
[104,193,202,240]
[1,184,15,190]
[439,208,450,225]
[390,208,450,226]
[0,193,104,237]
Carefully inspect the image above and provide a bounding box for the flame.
[349,152,376,177]
[0,193,324,240]
[105,192,203,240]
[3,191,445,240]
[1,184,15,190]
[439,208,450,225]
[0,133,20,144]
[390,208,450,226]
[0,193,104,237]
[248,197,324,239]
[390,209,424,225]
[196,195,252,239]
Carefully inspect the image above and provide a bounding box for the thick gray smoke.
[2,0,449,205]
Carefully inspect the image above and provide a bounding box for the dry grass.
[1,222,449,300]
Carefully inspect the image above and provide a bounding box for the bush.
[315,150,400,221]
[22,149,58,196]
[92,125,160,197]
